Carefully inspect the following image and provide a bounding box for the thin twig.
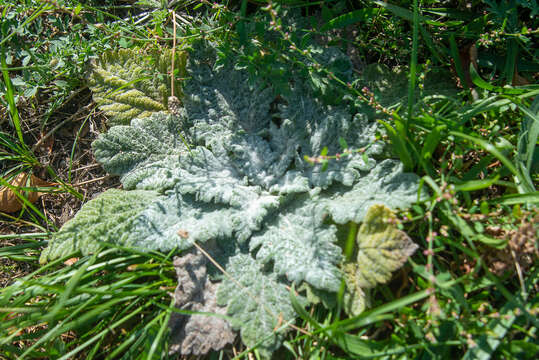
[510,248,527,298]
[31,101,93,152]
[171,10,177,98]
[72,175,110,187]
[71,163,102,172]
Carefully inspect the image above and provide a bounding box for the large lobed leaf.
[217,253,296,358]
[40,189,158,263]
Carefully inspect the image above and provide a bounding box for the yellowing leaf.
[343,262,369,315]
[344,204,418,316]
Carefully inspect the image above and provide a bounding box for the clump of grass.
[0,245,178,359]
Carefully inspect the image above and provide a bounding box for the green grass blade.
[489,192,539,205]
[321,8,379,31]
[332,321,391,356]
[146,298,174,359]
[448,35,468,90]
[57,301,153,360]
[311,288,435,338]
[503,38,518,84]
[420,125,445,162]
[0,3,52,47]
[469,64,496,91]
[1,51,25,146]
[453,175,500,192]
[44,253,98,322]
[450,131,534,193]
[463,267,538,360]
[419,25,445,64]
[237,0,248,45]
[17,294,101,358]
[516,98,539,174]
[469,65,525,94]
[407,0,420,121]
[379,120,414,171]
[441,201,507,248]
[102,300,158,360]
[371,0,429,22]
[290,286,322,331]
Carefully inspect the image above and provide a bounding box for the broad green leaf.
[318,159,424,224]
[251,199,343,292]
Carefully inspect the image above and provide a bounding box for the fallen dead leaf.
[0,173,51,213]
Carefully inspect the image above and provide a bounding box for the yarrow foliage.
[41,41,422,357]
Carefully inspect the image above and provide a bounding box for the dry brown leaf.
[169,251,236,356]
[0,173,51,213]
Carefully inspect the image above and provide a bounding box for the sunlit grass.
[0,0,537,359]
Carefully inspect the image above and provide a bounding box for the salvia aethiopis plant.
[41,41,423,357]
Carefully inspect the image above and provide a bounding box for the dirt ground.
[0,87,119,287]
